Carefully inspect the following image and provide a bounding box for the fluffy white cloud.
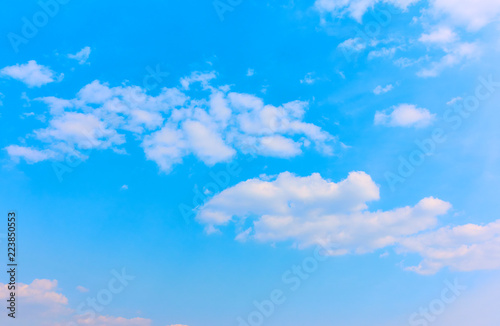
[373,84,393,95]
[181,119,236,165]
[0,279,67,306]
[0,279,69,324]
[68,46,92,64]
[197,171,451,254]
[398,220,500,274]
[197,171,500,273]
[419,27,458,44]
[0,60,61,87]
[180,71,216,90]
[374,104,435,127]
[7,72,335,172]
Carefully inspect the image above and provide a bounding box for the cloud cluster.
[196,171,500,274]
[0,279,183,326]
[6,72,336,173]
[197,172,449,253]
[315,0,500,30]
[419,27,458,44]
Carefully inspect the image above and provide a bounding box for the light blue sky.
[1,1,500,326]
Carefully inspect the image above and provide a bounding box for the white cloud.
[142,125,188,173]
[68,46,91,64]
[197,171,500,274]
[430,0,500,30]
[182,119,236,165]
[374,104,435,128]
[35,112,126,152]
[373,84,394,95]
[246,68,255,76]
[257,135,303,158]
[338,38,366,52]
[0,60,61,87]
[7,72,336,172]
[0,279,67,306]
[0,279,71,324]
[197,171,451,254]
[398,220,500,274]
[78,80,114,103]
[419,27,458,44]
[5,145,56,163]
[417,42,481,77]
[36,96,74,114]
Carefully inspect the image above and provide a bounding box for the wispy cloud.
[68,46,92,64]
